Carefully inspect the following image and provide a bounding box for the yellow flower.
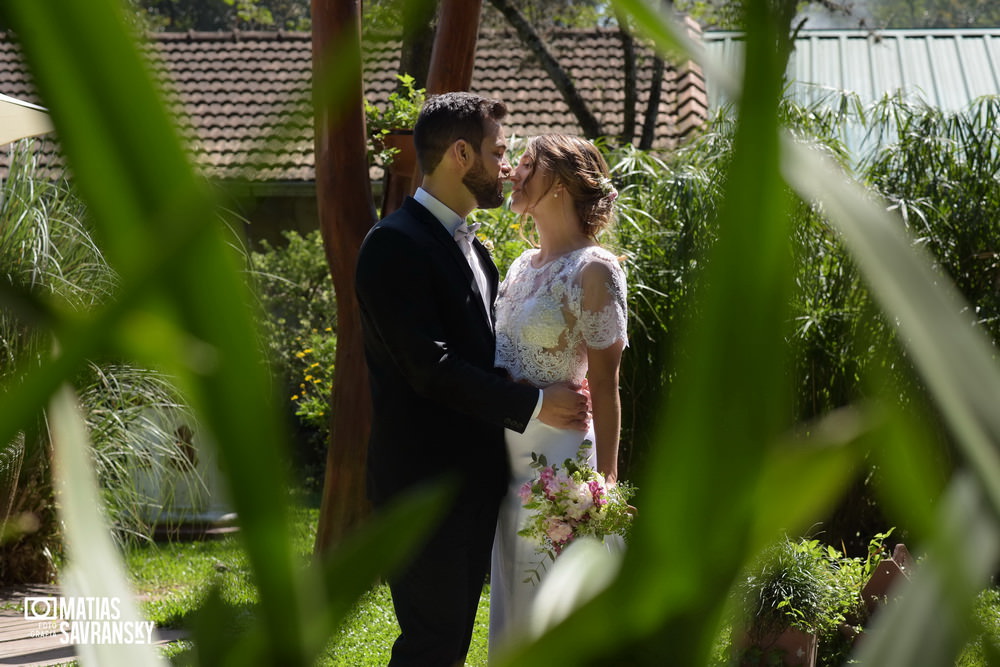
[291,395,299,401]
[305,375,313,382]
[295,351,306,358]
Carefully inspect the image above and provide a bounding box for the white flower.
[564,482,595,520]
[597,176,618,202]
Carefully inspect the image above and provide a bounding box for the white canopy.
[0,93,53,145]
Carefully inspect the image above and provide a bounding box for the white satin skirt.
[488,418,594,658]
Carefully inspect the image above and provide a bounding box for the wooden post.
[311,0,376,555]
[403,0,483,196]
[425,0,482,95]
[312,0,484,553]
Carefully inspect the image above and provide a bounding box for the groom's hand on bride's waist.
[538,382,591,431]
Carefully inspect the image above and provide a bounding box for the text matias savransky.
[24,596,156,645]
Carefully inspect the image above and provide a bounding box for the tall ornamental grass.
[593,93,998,554]
[861,94,1000,345]
[0,142,204,582]
[581,101,875,492]
[0,0,998,665]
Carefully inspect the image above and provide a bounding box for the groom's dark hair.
[414,92,507,174]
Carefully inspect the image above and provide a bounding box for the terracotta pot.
[381,129,416,177]
[861,548,912,614]
[737,626,818,667]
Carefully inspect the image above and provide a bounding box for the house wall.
[222,181,385,250]
[219,183,318,249]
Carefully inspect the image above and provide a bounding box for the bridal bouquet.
[518,441,635,566]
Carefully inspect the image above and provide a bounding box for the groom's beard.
[463,154,504,209]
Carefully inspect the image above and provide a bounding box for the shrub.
[288,327,337,434]
[250,229,337,487]
[861,94,1000,349]
[606,137,724,474]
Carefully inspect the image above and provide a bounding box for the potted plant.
[365,73,426,213]
[365,72,425,177]
[735,537,868,667]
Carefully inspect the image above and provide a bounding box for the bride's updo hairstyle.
[523,134,617,239]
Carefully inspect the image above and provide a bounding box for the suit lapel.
[404,198,497,333]
[473,239,499,314]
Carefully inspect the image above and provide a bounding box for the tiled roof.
[0,28,706,184]
[149,31,315,183]
[0,37,63,179]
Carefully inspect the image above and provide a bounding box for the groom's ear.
[452,138,473,170]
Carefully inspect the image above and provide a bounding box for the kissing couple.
[355,91,628,666]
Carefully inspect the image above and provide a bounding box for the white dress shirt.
[413,187,491,317]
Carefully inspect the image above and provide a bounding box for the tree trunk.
[639,55,665,150]
[312,0,488,554]
[382,2,439,218]
[397,0,437,90]
[488,0,603,139]
[312,0,377,556]
[401,0,484,196]
[616,11,637,145]
[426,0,482,94]
[639,0,672,151]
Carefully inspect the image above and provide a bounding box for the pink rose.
[518,481,533,503]
[546,517,574,549]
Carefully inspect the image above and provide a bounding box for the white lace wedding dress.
[488,245,628,655]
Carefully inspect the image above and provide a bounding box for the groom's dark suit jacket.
[355,196,539,507]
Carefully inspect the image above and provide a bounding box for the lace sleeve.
[578,253,628,350]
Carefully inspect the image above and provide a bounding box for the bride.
[489,134,628,655]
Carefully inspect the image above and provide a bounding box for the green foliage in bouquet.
[518,440,635,577]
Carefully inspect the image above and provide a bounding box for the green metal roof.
[702,28,1000,111]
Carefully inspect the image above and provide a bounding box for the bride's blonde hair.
[519,135,617,239]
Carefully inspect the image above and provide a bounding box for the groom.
[355,92,589,666]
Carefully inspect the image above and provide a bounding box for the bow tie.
[454,222,481,242]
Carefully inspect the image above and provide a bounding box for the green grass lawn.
[124,505,490,666]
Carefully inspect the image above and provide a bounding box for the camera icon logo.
[24,597,58,620]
